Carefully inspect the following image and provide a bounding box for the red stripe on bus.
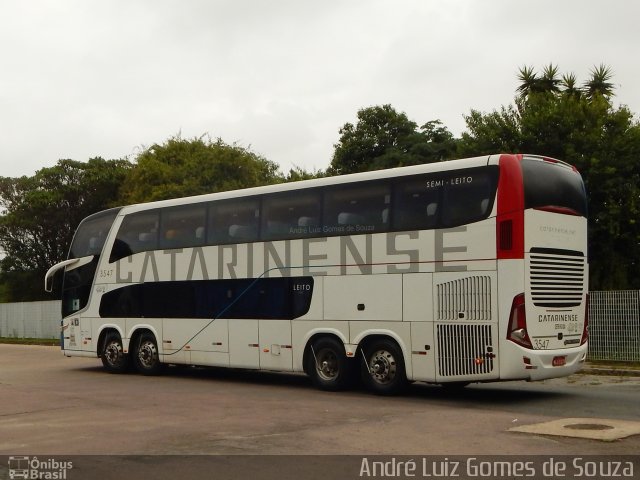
[497,154,525,259]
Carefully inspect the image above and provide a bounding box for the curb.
[579,363,640,377]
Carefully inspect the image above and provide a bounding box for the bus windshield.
[61,208,120,318]
[522,158,587,216]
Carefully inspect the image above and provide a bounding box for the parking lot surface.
[1,344,639,456]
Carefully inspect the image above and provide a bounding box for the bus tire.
[100,332,129,374]
[360,338,407,395]
[307,337,352,391]
[133,332,163,376]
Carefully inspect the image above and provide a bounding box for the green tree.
[584,64,615,99]
[516,64,562,97]
[120,135,283,203]
[461,65,640,290]
[329,105,457,175]
[0,158,132,301]
[285,165,326,182]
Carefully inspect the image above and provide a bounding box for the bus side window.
[392,176,441,231]
[324,182,390,235]
[160,204,206,249]
[110,210,159,262]
[261,191,321,240]
[208,198,260,245]
[441,170,497,228]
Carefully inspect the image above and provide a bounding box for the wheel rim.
[105,341,124,367]
[315,347,339,381]
[138,340,158,369]
[368,349,397,385]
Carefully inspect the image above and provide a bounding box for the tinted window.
[324,182,390,235]
[261,191,322,240]
[441,167,498,227]
[62,259,100,317]
[69,208,120,259]
[208,198,260,245]
[99,277,314,320]
[522,158,587,216]
[393,176,441,231]
[109,210,159,262]
[392,167,498,231]
[160,204,206,249]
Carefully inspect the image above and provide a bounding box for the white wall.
[0,301,61,339]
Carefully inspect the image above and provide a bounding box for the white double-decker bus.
[45,153,588,394]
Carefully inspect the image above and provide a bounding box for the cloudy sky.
[1,0,639,178]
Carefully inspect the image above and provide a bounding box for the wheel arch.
[128,326,158,354]
[96,324,125,356]
[302,330,348,376]
[127,324,161,352]
[354,331,412,379]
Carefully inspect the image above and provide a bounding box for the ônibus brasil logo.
[8,456,73,479]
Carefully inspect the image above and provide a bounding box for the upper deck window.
[69,208,120,259]
[323,182,391,235]
[208,198,260,245]
[261,191,322,240]
[441,168,498,228]
[109,210,159,262]
[393,166,498,231]
[160,204,207,249]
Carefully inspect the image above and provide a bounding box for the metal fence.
[1,293,639,362]
[588,290,640,362]
[0,300,61,339]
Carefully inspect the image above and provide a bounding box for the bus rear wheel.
[100,332,129,373]
[307,337,352,391]
[133,332,163,375]
[360,339,407,395]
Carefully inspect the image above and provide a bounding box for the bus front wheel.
[360,339,407,395]
[133,332,163,375]
[307,337,352,391]
[100,332,129,374]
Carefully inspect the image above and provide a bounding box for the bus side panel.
[324,274,402,321]
[189,318,230,367]
[228,319,260,369]
[259,319,293,371]
[160,318,190,364]
[403,273,434,322]
[404,273,436,382]
[409,322,436,381]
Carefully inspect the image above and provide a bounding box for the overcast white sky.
[1,0,639,178]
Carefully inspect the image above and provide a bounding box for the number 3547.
[99,269,113,278]
[534,339,550,349]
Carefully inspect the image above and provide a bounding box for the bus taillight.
[507,293,532,349]
[581,293,589,346]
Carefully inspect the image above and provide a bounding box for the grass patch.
[0,337,59,346]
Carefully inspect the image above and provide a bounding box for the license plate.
[552,356,566,367]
